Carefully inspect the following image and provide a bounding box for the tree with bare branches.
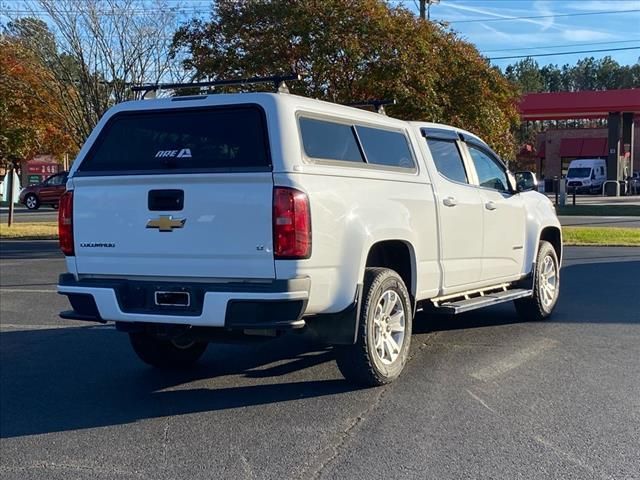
[4,0,186,148]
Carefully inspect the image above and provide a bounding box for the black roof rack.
[131,74,302,97]
[345,99,397,115]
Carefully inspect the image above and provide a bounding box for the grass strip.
[0,222,58,240]
[562,226,640,246]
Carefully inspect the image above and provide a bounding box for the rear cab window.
[355,126,415,169]
[77,105,271,175]
[299,117,364,163]
[299,116,416,171]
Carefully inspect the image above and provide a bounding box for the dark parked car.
[19,171,69,210]
[630,172,640,195]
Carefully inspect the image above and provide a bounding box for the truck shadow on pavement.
[416,260,640,333]
[0,329,355,439]
[1,260,638,439]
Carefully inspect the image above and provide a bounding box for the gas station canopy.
[520,88,640,121]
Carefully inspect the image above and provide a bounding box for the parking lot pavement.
[1,243,639,479]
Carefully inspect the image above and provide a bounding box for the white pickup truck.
[57,88,562,386]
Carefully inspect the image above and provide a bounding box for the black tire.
[129,332,208,369]
[335,267,413,387]
[515,240,560,321]
[24,194,40,210]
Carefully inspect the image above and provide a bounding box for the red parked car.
[19,171,69,210]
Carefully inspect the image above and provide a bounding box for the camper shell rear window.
[77,105,271,175]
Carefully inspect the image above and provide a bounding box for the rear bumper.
[57,273,310,329]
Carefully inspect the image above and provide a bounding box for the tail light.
[273,187,311,259]
[59,190,74,256]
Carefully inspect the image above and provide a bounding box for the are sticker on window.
[155,149,192,159]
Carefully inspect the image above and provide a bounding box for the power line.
[489,46,640,61]
[448,9,640,24]
[482,39,640,54]
[1,7,209,16]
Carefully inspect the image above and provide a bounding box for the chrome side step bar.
[431,285,533,314]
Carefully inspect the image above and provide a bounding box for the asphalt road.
[1,242,639,479]
[558,216,640,228]
[0,206,57,224]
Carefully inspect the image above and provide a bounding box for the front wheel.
[335,268,413,387]
[515,240,560,321]
[129,332,208,369]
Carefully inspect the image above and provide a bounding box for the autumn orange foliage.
[0,38,76,167]
[173,0,520,157]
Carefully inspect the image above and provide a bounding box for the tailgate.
[72,174,275,278]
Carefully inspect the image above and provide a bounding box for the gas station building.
[519,88,640,194]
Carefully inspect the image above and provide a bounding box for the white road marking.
[471,338,558,382]
[0,323,113,332]
[534,436,603,478]
[465,389,496,414]
[0,288,57,293]
[0,258,64,264]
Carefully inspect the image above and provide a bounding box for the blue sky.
[416,0,640,69]
[166,0,640,70]
[2,0,639,71]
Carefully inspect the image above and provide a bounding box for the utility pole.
[7,165,15,227]
[419,0,441,21]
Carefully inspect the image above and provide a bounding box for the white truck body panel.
[71,173,275,279]
[59,92,561,328]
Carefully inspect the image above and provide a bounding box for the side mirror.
[515,171,538,192]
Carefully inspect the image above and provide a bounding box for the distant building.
[519,89,640,190]
[535,123,640,178]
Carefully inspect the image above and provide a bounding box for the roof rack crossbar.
[131,74,302,97]
[345,99,397,115]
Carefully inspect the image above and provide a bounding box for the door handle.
[485,201,497,211]
[443,196,458,207]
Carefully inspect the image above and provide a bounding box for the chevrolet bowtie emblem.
[146,215,186,232]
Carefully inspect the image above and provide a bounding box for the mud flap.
[304,284,363,345]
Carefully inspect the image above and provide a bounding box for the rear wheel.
[515,240,560,321]
[25,194,40,210]
[335,267,412,387]
[129,331,207,369]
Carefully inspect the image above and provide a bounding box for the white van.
[566,158,607,193]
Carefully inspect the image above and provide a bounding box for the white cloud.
[475,23,548,45]
[440,2,558,29]
[567,0,640,12]
[533,0,555,31]
[561,29,616,42]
